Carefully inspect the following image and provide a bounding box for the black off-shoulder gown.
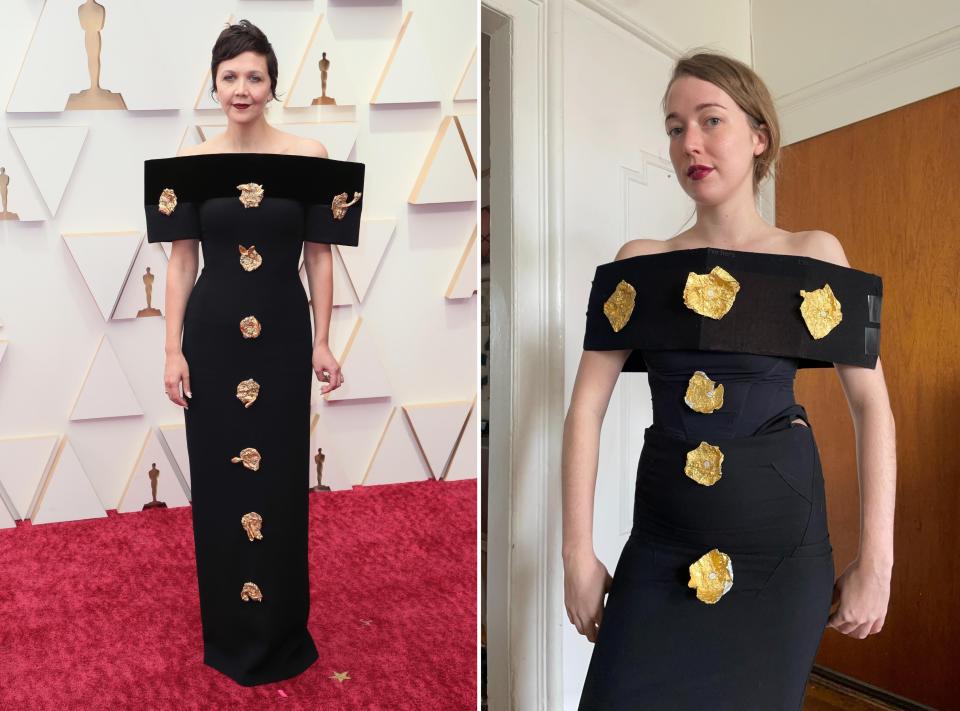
[143,152,364,686]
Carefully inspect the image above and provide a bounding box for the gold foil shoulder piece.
[241,582,263,602]
[332,191,362,220]
[231,447,261,471]
[688,548,733,604]
[684,441,724,486]
[241,512,263,541]
[602,280,636,333]
[158,188,177,216]
[239,316,261,339]
[237,182,264,208]
[683,266,740,319]
[684,371,724,413]
[236,378,260,408]
[238,244,262,271]
[799,284,842,339]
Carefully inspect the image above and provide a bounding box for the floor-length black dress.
[144,152,364,686]
[577,248,883,710]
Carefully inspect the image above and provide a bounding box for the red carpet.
[0,479,477,710]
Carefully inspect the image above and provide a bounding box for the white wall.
[0,0,477,524]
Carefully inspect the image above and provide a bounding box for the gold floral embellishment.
[603,280,636,333]
[684,370,724,413]
[683,266,740,319]
[331,191,362,220]
[158,188,177,215]
[684,441,724,486]
[237,182,264,208]
[231,447,261,471]
[688,548,734,604]
[799,283,842,339]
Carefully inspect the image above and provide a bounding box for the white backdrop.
[0,0,478,527]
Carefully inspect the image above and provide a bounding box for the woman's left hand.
[312,343,344,394]
[826,558,891,639]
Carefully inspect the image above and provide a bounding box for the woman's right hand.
[164,352,192,409]
[564,550,614,643]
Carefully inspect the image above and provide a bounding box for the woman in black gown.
[563,51,896,709]
[146,21,364,686]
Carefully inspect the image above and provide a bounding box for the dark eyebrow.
[664,102,727,123]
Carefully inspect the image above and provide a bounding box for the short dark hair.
[210,19,281,102]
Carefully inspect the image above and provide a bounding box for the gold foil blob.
[603,280,636,333]
[684,441,724,486]
[158,188,177,216]
[237,182,264,208]
[688,548,734,604]
[799,284,843,339]
[241,582,263,602]
[238,244,262,272]
[332,191,362,220]
[684,370,724,413]
[241,511,263,541]
[683,266,740,319]
[231,447,261,471]
[239,315,261,339]
[236,378,260,408]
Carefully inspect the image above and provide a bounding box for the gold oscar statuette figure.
[311,51,337,105]
[310,446,331,492]
[0,167,20,221]
[142,462,167,510]
[137,267,162,317]
[65,0,127,109]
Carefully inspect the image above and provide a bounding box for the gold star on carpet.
[329,671,351,683]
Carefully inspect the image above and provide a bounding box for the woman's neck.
[219,117,275,153]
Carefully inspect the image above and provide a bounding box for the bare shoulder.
[287,136,329,159]
[800,229,851,268]
[613,238,668,261]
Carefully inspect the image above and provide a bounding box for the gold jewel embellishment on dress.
[241,512,263,541]
[684,441,724,486]
[684,370,724,413]
[682,266,740,319]
[237,182,264,208]
[238,244,262,271]
[231,447,261,471]
[331,191,362,220]
[602,280,636,333]
[236,378,260,408]
[239,315,261,339]
[241,582,263,602]
[158,188,177,215]
[688,548,734,604]
[799,284,842,339]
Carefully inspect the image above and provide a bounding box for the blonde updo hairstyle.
[661,50,781,196]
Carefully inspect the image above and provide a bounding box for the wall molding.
[574,0,681,58]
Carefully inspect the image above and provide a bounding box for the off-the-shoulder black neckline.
[150,152,338,162]
[599,246,863,273]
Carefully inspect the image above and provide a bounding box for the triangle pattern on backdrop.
[402,400,473,479]
[299,247,354,306]
[31,436,107,525]
[453,47,477,102]
[370,11,440,105]
[114,235,168,320]
[117,429,190,513]
[285,15,358,108]
[409,116,476,204]
[193,14,236,109]
[199,121,359,162]
[307,412,353,491]
[325,317,392,402]
[9,125,88,218]
[446,225,478,299]
[63,231,142,320]
[0,341,7,367]
[445,395,478,481]
[70,334,144,421]
[361,407,431,486]
[0,434,59,522]
[158,424,191,489]
[338,218,397,303]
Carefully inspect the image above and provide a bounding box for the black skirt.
[578,404,835,710]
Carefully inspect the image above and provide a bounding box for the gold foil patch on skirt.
[158,188,177,215]
[602,280,636,333]
[237,182,264,208]
[684,441,724,486]
[688,548,734,604]
[799,283,842,339]
[241,512,263,541]
[238,244,262,271]
[684,370,724,413]
[241,582,263,602]
[683,266,740,319]
[239,316,261,339]
[236,378,260,408]
[231,447,261,471]
[332,191,362,220]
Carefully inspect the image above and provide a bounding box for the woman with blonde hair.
[564,50,895,708]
